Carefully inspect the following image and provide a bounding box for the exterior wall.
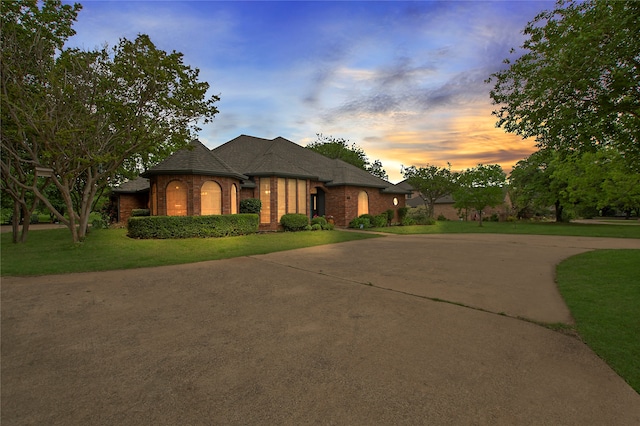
[326,185,405,227]
[116,193,149,224]
[150,174,242,217]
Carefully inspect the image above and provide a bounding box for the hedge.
[280,213,309,231]
[127,214,259,239]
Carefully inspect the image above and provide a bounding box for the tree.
[1,1,220,243]
[509,149,568,221]
[453,164,506,226]
[307,134,388,180]
[0,0,82,243]
[488,0,640,165]
[401,164,457,219]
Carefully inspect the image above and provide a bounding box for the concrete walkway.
[2,234,639,425]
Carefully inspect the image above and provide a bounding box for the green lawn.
[371,220,640,238]
[557,250,640,394]
[0,228,379,276]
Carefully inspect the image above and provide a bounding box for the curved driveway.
[2,233,640,425]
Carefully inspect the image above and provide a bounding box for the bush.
[385,209,394,223]
[131,209,150,217]
[437,214,448,221]
[401,217,416,226]
[372,213,388,228]
[349,216,371,229]
[407,206,436,225]
[280,213,309,231]
[311,223,322,231]
[127,214,259,239]
[310,216,327,227]
[397,206,409,222]
[489,213,500,222]
[240,198,261,214]
[91,218,108,229]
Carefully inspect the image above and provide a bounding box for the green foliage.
[131,209,150,217]
[397,206,409,222]
[311,223,322,231]
[310,216,327,226]
[488,0,640,165]
[557,250,640,393]
[280,213,309,232]
[127,214,259,239]
[371,214,388,228]
[385,209,394,223]
[2,2,220,243]
[401,164,458,218]
[453,164,506,226]
[306,133,388,180]
[437,214,448,221]
[349,216,371,229]
[406,206,436,225]
[239,198,261,214]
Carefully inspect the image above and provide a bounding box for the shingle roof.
[111,176,150,193]
[141,140,247,180]
[214,135,409,194]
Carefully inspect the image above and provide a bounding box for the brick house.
[112,135,409,230]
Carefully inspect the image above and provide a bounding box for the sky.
[63,0,554,183]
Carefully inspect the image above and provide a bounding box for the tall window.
[230,184,238,214]
[277,178,286,221]
[287,179,297,213]
[260,178,271,223]
[297,179,306,214]
[166,180,187,216]
[358,191,369,216]
[201,181,222,215]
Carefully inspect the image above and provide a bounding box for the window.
[201,181,222,215]
[260,178,271,223]
[287,179,297,213]
[278,178,286,221]
[166,180,187,216]
[358,191,369,216]
[231,184,238,214]
[297,179,306,214]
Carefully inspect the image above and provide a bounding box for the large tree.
[307,134,389,180]
[488,0,640,164]
[2,1,220,242]
[401,164,457,219]
[453,164,506,226]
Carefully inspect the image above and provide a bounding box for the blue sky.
[64,0,554,182]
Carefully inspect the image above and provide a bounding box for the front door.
[310,189,325,217]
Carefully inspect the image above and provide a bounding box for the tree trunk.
[11,201,20,244]
[477,209,483,227]
[554,200,564,222]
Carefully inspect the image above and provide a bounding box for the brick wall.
[151,175,242,216]
[326,185,405,227]
[117,193,149,224]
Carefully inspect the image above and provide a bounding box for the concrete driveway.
[2,233,639,425]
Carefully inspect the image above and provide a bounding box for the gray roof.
[214,135,409,194]
[141,140,248,180]
[111,176,150,193]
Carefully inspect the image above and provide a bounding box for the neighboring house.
[397,179,512,221]
[112,135,410,230]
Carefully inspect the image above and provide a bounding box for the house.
[397,179,512,221]
[112,135,410,230]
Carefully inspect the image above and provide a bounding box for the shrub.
[397,206,409,222]
[401,217,416,226]
[91,218,108,229]
[349,216,371,229]
[372,213,388,228]
[489,213,500,222]
[311,223,322,231]
[29,215,40,224]
[127,214,259,239]
[131,209,150,217]
[407,206,436,225]
[437,214,448,221]
[310,216,327,227]
[322,221,334,231]
[240,198,261,214]
[280,213,309,231]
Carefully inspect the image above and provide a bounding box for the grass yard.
[556,250,640,394]
[0,228,379,276]
[371,220,640,238]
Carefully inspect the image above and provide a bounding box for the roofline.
[141,169,248,180]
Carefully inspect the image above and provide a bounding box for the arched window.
[201,181,222,215]
[230,184,238,214]
[166,180,187,216]
[357,191,369,216]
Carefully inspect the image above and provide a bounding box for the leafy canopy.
[488,0,640,164]
[401,164,457,219]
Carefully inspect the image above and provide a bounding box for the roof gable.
[141,140,247,180]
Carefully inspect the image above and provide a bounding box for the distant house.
[112,135,409,230]
[397,179,511,221]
